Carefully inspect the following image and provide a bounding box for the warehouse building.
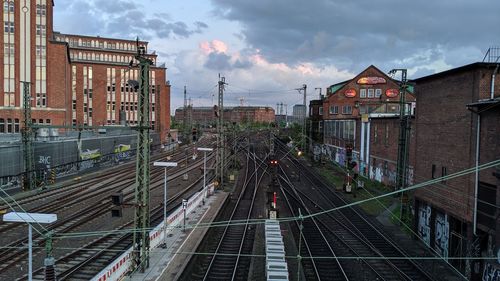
[0,0,171,141]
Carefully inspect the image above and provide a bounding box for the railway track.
[180,141,267,281]
[0,140,216,280]
[18,175,207,281]
[276,140,440,280]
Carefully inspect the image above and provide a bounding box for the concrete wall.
[0,132,160,188]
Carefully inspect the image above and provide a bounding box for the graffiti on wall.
[418,203,431,247]
[114,144,132,162]
[483,263,500,281]
[38,156,51,166]
[0,175,20,189]
[434,212,449,259]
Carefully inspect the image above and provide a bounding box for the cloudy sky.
[54,0,500,112]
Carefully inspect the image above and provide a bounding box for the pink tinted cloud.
[199,39,228,54]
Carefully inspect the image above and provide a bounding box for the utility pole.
[21,82,35,191]
[216,75,226,187]
[389,69,411,222]
[296,84,307,153]
[132,40,153,273]
[187,97,192,143]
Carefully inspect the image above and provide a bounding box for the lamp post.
[197,147,213,203]
[3,212,57,281]
[153,161,178,248]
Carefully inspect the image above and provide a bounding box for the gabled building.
[321,65,416,186]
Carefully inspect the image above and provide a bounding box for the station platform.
[127,191,228,281]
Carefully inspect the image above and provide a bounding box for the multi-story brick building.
[0,0,171,141]
[413,62,500,279]
[175,106,275,126]
[320,65,416,186]
[308,98,324,142]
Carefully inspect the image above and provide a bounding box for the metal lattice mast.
[216,76,225,186]
[391,69,411,221]
[21,82,35,191]
[132,44,153,273]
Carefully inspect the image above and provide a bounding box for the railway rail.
[18,176,207,280]
[0,139,215,280]
[276,139,447,280]
[180,140,268,281]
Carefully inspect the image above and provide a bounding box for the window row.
[61,37,142,52]
[360,88,382,99]
[70,52,155,65]
[328,105,352,115]
[0,118,19,133]
[324,120,356,141]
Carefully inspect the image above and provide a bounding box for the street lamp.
[197,147,213,203]
[153,161,178,248]
[3,212,57,281]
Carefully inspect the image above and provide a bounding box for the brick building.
[0,1,171,141]
[175,106,275,126]
[413,62,500,279]
[320,65,416,186]
[308,98,324,142]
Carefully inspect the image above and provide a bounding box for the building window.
[329,105,338,115]
[36,25,46,36]
[360,88,366,98]
[4,21,14,33]
[36,45,47,57]
[368,89,374,98]
[342,105,352,115]
[375,89,382,98]
[14,118,19,133]
[319,107,323,115]
[0,119,4,133]
[431,164,436,179]
[7,118,12,133]
[4,1,14,13]
[36,4,46,16]
[4,43,14,56]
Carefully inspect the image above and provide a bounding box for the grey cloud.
[54,0,208,40]
[233,59,253,69]
[204,52,232,70]
[93,0,137,13]
[195,21,209,30]
[211,0,500,74]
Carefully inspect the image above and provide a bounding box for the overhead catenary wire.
[1,244,495,262]
[51,158,500,240]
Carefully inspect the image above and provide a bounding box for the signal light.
[111,193,124,217]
